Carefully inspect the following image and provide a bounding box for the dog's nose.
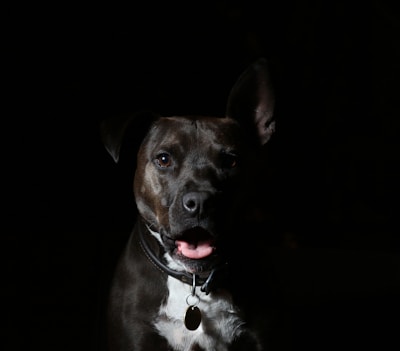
[182,192,208,215]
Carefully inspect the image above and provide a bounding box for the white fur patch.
[154,276,245,351]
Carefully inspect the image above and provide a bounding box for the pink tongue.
[175,240,214,259]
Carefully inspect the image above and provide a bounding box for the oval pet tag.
[184,305,201,330]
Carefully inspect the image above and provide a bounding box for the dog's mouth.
[175,227,216,260]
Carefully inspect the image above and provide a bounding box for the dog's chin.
[172,252,221,274]
[164,226,221,274]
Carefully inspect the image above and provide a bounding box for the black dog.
[101,58,276,351]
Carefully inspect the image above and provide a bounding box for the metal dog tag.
[184,306,201,330]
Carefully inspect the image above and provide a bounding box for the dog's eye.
[221,152,238,169]
[155,153,172,168]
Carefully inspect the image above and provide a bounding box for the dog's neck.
[137,219,229,294]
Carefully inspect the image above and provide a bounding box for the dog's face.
[134,116,245,273]
[101,58,275,275]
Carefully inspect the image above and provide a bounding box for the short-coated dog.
[100,58,276,351]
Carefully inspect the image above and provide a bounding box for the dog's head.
[101,58,275,275]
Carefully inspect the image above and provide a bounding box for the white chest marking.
[154,276,245,351]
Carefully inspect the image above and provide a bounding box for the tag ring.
[186,293,200,307]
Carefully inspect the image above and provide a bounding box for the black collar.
[138,224,228,294]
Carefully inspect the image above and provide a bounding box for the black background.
[5,1,400,350]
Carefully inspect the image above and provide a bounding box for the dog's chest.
[154,276,245,351]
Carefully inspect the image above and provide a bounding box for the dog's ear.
[100,111,159,163]
[226,58,275,146]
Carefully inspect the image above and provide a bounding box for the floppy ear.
[100,111,159,163]
[226,58,275,146]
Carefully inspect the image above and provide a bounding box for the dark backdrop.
[5,1,399,350]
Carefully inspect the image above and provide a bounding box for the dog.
[100,58,276,351]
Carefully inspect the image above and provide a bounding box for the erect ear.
[100,110,160,163]
[226,58,275,146]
